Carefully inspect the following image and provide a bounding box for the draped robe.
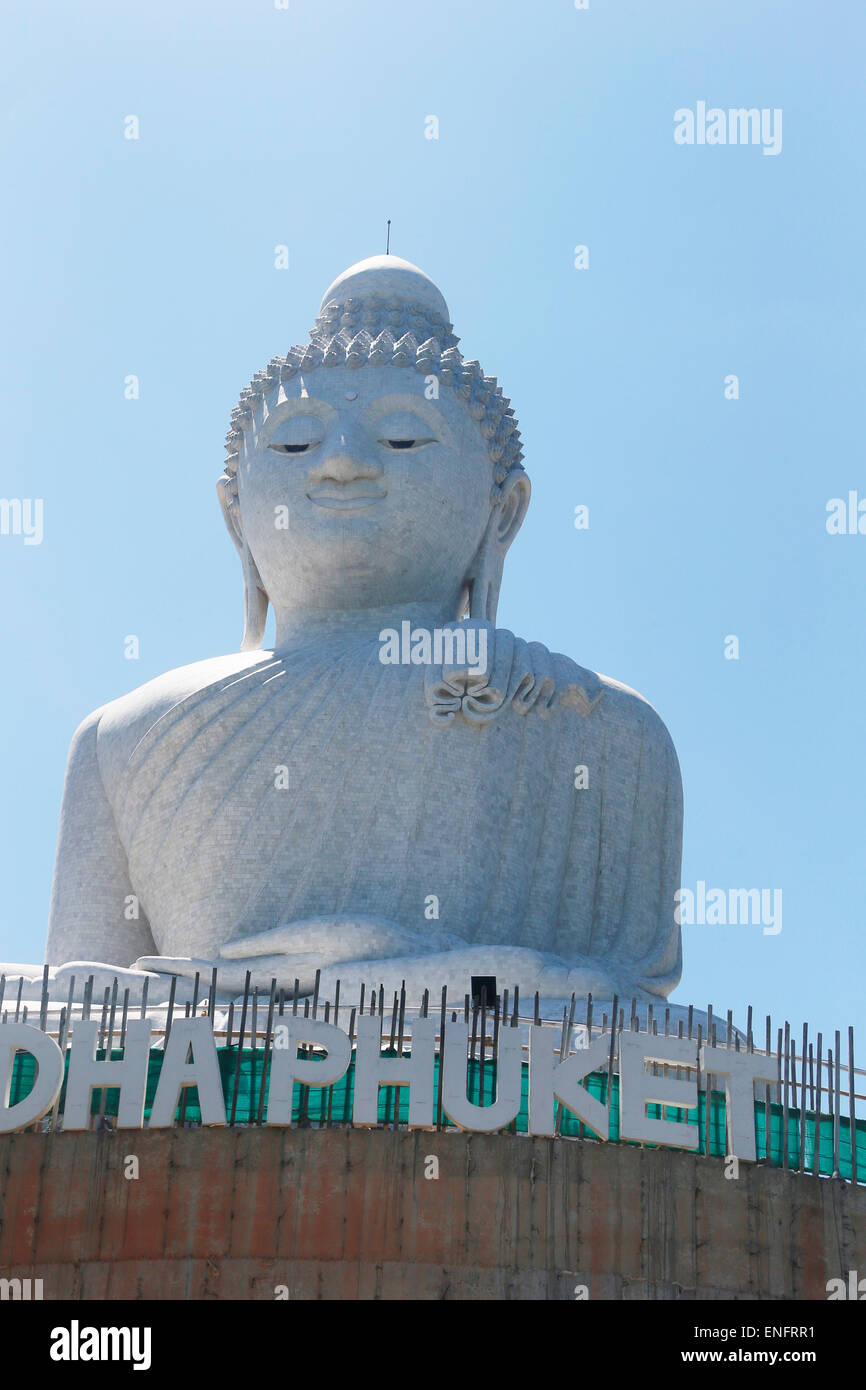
[75,625,682,1001]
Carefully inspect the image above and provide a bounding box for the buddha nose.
[310,423,383,484]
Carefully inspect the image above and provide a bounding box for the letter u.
[441,1020,522,1132]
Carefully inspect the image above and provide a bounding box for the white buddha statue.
[45,255,684,1009]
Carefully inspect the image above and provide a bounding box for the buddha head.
[218,256,531,649]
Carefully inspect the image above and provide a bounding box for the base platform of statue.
[0,1125,862,1300]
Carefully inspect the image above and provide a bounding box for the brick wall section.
[0,1128,863,1300]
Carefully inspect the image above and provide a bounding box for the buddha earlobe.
[240,545,269,652]
[217,471,269,651]
[465,471,531,624]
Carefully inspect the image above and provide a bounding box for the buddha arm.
[130,944,623,1004]
[132,927,624,1004]
[46,708,158,968]
[313,947,625,1004]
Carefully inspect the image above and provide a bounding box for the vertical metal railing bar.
[826,1044,835,1176]
[696,1024,707,1156]
[107,977,119,1052]
[165,975,177,1046]
[708,1000,717,1139]
[228,971,251,1127]
[782,1021,790,1170]
[775,1026,783,1163]
[571,992,583,1139]
[469,1000,479,1114]
[790,1034,798,1167]
[95,985,112,1128]
[312,970,320,1020]
[119,988,130,1051]
[178,999,192,1126]
[436,986,447,1132]
[833,1032,841,1178]
[491,988,501,1116]
[249,987,259,1125]
[555,995,574,1139]
[814,1031,823,1178]
[478,988,488,1108]
[799,1023,808,1173]
[322,1000,330,1126]
[763,1015,772,1164]
[257,978,276,1128]
[96,985,109,1051]
[50,974,75,1132]
[50,1007,66,1129]
[343,1004,357,1126]
[849,1026,858,1184]
[38,964,50,1034]
[383,991,398,1126]
[606,994,619,1112]
[298,996,311,1127]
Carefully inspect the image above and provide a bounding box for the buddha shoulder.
[546,644,678,750]
[64,651,269,796]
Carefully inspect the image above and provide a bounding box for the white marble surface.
[43,256,684,1014]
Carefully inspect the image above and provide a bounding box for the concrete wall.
[0,1127,863,1300]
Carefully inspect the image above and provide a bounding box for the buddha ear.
[217,473,269,652]
[495,469,531,549]
[463,469,531,625]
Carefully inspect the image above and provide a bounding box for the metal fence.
[3,967,863,1183]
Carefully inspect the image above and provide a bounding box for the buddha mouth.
[306,487,387,511]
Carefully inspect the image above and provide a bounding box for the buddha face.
[236,366,504,619]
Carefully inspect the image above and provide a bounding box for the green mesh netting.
[10,1047,865,1180]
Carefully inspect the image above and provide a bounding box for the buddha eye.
[268,441,319,455]
[379,438,435,451]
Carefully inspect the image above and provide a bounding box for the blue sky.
[1,0,863,1056]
